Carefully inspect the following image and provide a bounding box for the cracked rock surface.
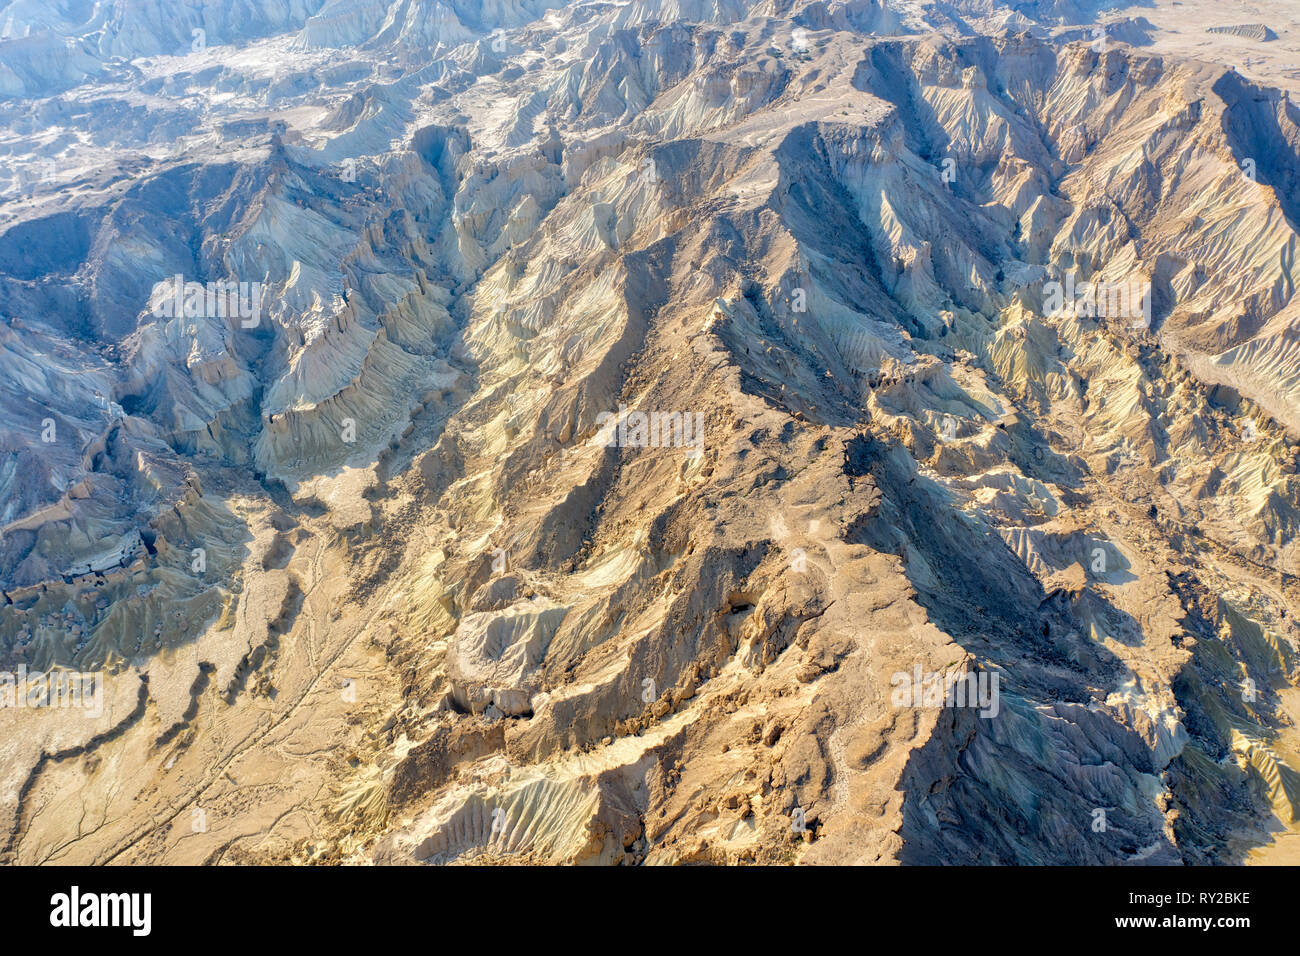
[2,0,1300,865]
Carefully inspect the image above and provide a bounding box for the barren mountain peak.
[1,0,1300,873]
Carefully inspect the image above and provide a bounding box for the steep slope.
[2,0,1300,866]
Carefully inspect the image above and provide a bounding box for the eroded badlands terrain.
[2,0,1300,864]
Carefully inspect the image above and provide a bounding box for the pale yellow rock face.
[4,0,1300,866]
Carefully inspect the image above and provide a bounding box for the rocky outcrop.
[2,0,1300,867]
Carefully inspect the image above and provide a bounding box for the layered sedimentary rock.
[1,0,1300,866]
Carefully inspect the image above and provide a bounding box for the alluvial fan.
[1,0,1300,866]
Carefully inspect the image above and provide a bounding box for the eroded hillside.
[2,0,1300,865]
